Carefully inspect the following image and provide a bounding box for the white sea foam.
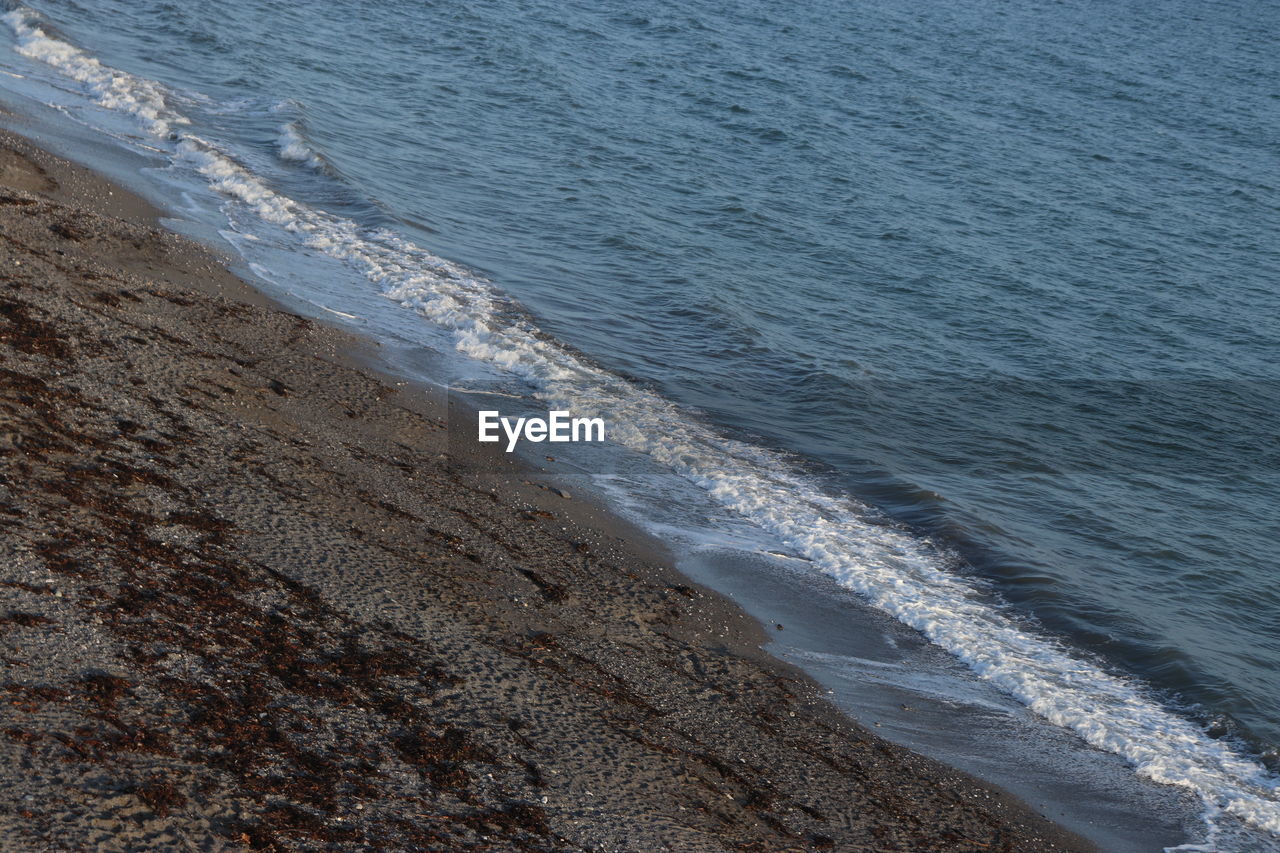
[276,121,325,171]
[7,7,1280,846]
[3,9,183,137]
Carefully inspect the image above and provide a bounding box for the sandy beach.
[0,127,1091,851]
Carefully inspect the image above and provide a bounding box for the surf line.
[478,410,605,453]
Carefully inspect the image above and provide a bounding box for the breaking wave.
[276,120,325,171]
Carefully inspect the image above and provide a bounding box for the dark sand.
[0,128,1092,852]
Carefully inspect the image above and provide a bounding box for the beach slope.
[0,128,1088,852]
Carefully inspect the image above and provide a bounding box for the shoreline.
[0,126,1095,850]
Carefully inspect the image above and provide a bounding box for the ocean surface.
[3,0,1278,848]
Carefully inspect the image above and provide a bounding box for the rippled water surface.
[4,0,1278,844]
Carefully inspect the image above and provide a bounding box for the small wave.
[276,120,326,171]
[3,7,184,138]
[8,6,1280,845]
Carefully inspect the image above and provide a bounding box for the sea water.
[2,0,1277,848]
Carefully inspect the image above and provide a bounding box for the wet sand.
[0,127,1091,851]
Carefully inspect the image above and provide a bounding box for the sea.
[2,0,1277,849]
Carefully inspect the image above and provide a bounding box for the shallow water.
[2,0,1278,847]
